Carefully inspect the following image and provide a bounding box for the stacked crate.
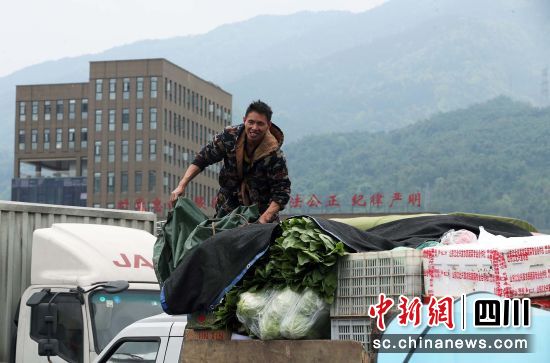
[330,249,423,350]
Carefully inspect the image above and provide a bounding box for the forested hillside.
[285,97,550,230]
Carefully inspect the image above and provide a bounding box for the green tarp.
[331,212,537,233]
[153,197,260,285]
[330,213,437,231]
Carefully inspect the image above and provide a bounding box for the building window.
[68,128,75,150]
[81,99,88,120]
[123,78,130,100]
[44,129,50,150]
[95,110,102,131]
[122,109,129,131]
[31,129,38,150]
[19,101,26,121]
[107,172,115,193]
[137,77,144,99]
[94,141,101,162]
[56,128,62,149]
[95,79,103,101]
[168,142,173,164]
[135,171,143,193]
[32,101,38,121]
[56,100,63,121]
[150,77,157,98]
[108,141,115,163]
[109,78,116,100]
[69,99,76,120]
[94,174,102,194]
[149,139,157,161]
[109,109,115,131]
[94,172,101,193]
[80,158,88,177]
[18,130,25,150]
[150,108,157,130]
[121,140,128,162]
[121,171,128,193]
[148,170,156,192]
[163,172,169,193]
[136,139,143,161]
[80,128,87,148]
[44,101,51,121]
[136,108,143,130]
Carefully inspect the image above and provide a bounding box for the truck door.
[17,289,87,363]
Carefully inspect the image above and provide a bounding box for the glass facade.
[12,177,87,206]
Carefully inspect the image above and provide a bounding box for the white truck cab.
[13,223,162,363]
[93,314,187,363]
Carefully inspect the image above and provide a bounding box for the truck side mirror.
[36,303,58,335]
[38,339,59,357]
[35,303,60,358]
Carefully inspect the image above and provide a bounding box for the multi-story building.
[13,59,232,216]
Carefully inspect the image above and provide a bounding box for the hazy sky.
[0,0,386,77]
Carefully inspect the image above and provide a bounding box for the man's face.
[243,111,270,143]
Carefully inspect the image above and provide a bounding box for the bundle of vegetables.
[236,287,330,340]
[214,217,348,332]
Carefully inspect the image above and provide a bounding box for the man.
[169,100,291,223]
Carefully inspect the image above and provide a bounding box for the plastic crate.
[331,249,423,317]
[330,317,373,350]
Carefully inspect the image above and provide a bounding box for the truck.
[93,314,369,363]
[12,223,162,363]
[0,201,159,363]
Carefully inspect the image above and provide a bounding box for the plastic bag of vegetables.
[236,287,329,340]
[280,288,329,339]
[235,289,275,338]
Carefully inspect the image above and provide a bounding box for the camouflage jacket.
[192,123,291,217]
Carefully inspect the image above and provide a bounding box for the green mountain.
[285,97,550,230]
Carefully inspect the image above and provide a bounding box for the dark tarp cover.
[153,197,259,285]
[161,214,531,315]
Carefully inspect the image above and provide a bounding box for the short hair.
[245,100,273,122]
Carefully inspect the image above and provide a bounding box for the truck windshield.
[89,290,162,352]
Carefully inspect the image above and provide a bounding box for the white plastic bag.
[440,229,477,245]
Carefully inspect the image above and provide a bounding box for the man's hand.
[170,185,185,207]
[258,210,275,224]
[258,212,274,224]
[258,201,281,224]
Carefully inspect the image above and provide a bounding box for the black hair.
[245,100,273,122]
